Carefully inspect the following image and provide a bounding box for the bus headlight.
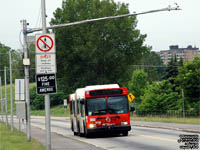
[121,122,128,126]
[89,124,96,128]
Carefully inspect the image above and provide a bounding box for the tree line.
[129,56,200,117]
[0,0,199,114]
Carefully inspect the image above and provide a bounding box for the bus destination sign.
[36,74,57,94]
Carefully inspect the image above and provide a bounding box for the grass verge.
[31,105,70,117]
[131,116,200,124]
[0,122,45,150]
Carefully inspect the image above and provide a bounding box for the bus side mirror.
[80,99,84,104]
[130,106,135,112]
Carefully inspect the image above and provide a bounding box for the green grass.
[0,122,45,150]
[131,116,200,125]
[31,105,70,117]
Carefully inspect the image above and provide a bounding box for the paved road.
[2,116,199,150]
[30,116,200,150]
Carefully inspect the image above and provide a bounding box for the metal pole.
[19,118,22,133]
[28,4,181,33]
[23,20,31,141]
[182,89,185,118]
[41,0,51,149]
[0,76,3,122]
[4,66,8,126]
[9,50,14,131]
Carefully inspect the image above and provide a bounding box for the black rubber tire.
[122,131,128,136]
[74,132,78,136]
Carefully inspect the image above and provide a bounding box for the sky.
[0,0,199,51]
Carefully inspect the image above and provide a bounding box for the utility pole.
[182,89,185,118]
[4,67,8,126]
[9,50,14,131]
[22,20,31,141]
[41,0,51,149]
[0,76,3,122]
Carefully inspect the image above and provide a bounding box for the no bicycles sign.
[35,34,55,53]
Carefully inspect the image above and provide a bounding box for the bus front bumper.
[87,125,131,134]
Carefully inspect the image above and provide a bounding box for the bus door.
[79,99,85,134]
[73,100,78,133]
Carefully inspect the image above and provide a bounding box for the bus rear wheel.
[74,132,78,136]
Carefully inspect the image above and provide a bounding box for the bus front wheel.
[84,125,90,138]
[122,131,128,136]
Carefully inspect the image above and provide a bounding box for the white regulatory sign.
[36,54,56,74]
[35,34,55,54]
[15,79,25,101]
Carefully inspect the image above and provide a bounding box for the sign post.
[36,1,57,149]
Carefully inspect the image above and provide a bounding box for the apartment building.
[156,45,200,64]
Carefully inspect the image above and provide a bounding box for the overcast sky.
[0,0,199,51]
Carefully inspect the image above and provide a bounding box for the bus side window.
[73,101,75,116]
[81,99,85,117]
[77,100,79,114]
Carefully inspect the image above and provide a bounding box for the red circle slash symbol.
[37,35,54,52]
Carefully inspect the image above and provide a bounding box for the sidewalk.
[30,126,104,150]
[132,121,200,133]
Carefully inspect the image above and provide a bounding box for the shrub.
[30,85,67,110]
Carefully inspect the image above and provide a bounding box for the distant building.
[156,45,200,64]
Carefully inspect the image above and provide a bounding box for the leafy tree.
[50,0,150,94]
[176,56,200,114]
[28,44,36,82]
[163,55,179,80]
[142,51,165,82]
[0,43,10,81]
[138,80,181,114]
[12,49,24,80]
[128,70,148,103]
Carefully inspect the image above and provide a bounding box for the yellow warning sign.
[128,93,135,102]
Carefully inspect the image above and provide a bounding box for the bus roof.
[85,84,120,91]
[69,93,75,101]
[75,88,85,99]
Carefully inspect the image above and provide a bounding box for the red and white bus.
[69,84,134,137]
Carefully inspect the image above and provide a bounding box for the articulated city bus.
[69,84,134,137]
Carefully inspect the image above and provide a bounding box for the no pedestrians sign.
[35,34,56,74]
[35,34,55,54]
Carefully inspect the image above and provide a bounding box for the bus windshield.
[86,96,129,116]
[87,98,106,116]
[107,96,129,114]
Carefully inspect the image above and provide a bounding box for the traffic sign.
[128,93,135,102]
[15,79,25,100]
[36,74,57,94]
[35,34,55,53]
[35,34,56,74]
[36,54,56,74]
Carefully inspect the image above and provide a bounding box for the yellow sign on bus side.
[128,93,135,102]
